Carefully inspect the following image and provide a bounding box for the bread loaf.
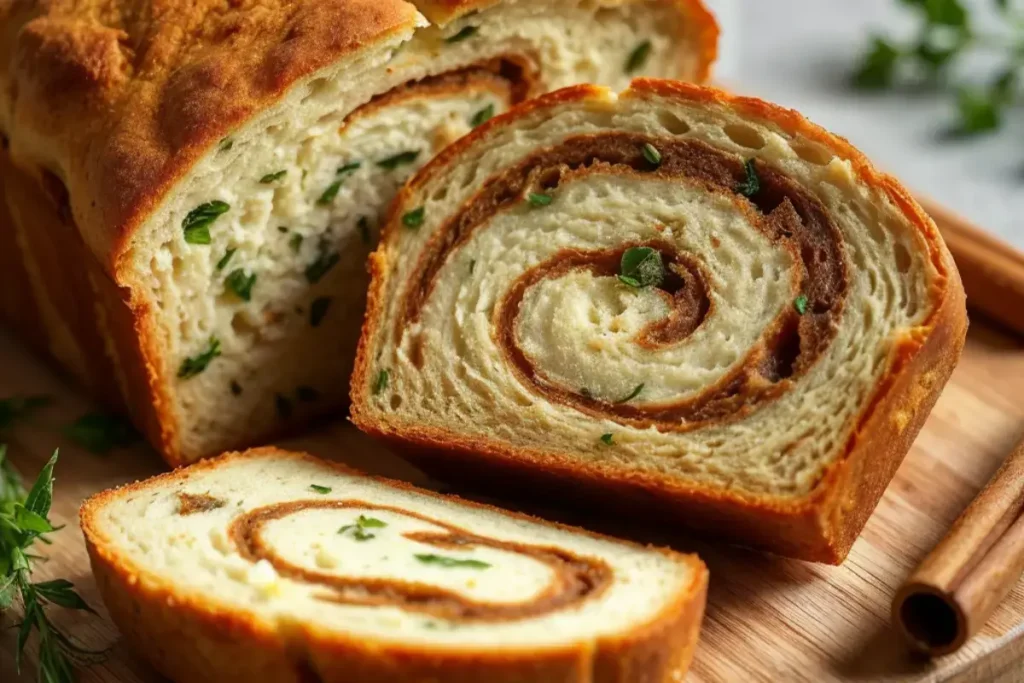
[80,448,709,683]
[351,80,969,563]
[0,0,718,464]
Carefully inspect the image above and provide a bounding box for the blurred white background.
[710,0,1021,247]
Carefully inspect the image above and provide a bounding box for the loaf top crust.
[0,0,716,280]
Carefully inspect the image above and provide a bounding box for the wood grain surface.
[0,319,1022,682]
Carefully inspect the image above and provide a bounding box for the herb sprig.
[415,554,490,569]
[618,247,665,288]
[338,515,387,541]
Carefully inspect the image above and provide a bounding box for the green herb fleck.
[527,192,553,208]
[290,234,303,253]
[230,381,242,396]
[373,369,390,395]
[309,484,332,494]
[642,142,662,168]
[626,40,652,74]
[216,248,236,271]
[471,103,495,127]
[225,269,257,302]
[580,388,593,399]
[736,159,760,198]
[317,179,343,206]
[415,554,490,569]
[469,259,476,274]
[339,514,387,541]
[445,25,478,43]
[358,217,372,245]
[378,150,421,170]
[182,201,229,245]
[276,394,293,419]
[618,246,665,288]
[178,337,221,379]
[219,137,234,152]
[338,162,362,176]
[64,413,138,454]
[403,207,425,229]
[852,37,901,89]
[794,294,809,315]
[616,383,645,404]
[305,247,340,284]
[297,386,319,402]
[277,226,289,234]
[600,433,614,445]
[260,170,287,184]
[310,296,332,327]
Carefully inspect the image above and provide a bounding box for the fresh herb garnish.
[218,137,234,152]
[626,40,652,73]
[225,269,257,301]
[317,179,343,206]
[618,246,665,288]
[445,26,478,43]
[289,234,303,253]
[259,170,287,184]
[358,217,372,245]
[642,142,662,168]
[297,386,319,402]
[277,226,289,233]
[600,433,614,445]
[275,394,292,419]
[63,413,137,454]
[378,150,421,170]
[527,192,553,208]
[309,484,332,494]
[1,449,107,682]
[338,161,362,175]
[469,259,476,274]
[338,514,387,541]
[310,297,332,327]
[230,381,242,396]
[305,247,340,284]
[182,201,229,245]
[471,104,495,127]
[0,396,49,431]
[415,554,490,569]
[216,248,236,272]
[402,207,425,229]
[616,383,645,404]
[736,159,760,198]
[178,337,221,379]
[794,294,809,315]
[373,369,390,395]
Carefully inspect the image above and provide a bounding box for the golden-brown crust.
[351,79,969,564]
[80,448,708,683]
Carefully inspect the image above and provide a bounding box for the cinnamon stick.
[892,436,1024,656]
[918,196,1024,336]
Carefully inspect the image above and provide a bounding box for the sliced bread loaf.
[0,0,717,465]
[80,448,708,683]
[351,80,968,563]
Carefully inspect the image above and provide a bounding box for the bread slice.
[0,1,718,466]
[80,448,708,683]
[351,79,968,564]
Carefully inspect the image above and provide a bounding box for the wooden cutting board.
[1,322,1023,681]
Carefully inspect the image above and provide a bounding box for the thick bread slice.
[352,80,969,564]
[0,0,717,466]
[80,448,708,683]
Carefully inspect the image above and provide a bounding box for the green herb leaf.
[957,88,1002,134]
[921,0,968,27]
[378,150,421,170]
[305,247,340,284]
[275,394,293,419]
[32,579,96,614]
[259,170,287,184]
[290,234,303,253]
[618,246,665,288]
[317,179,343,206]
[625,40,652,74]
[415,554,490,569]
[527,192,553,208]
[403,207,426,229]
[182,201,229,245]
[373,369,390,395]
[310,296,332,327]
[794,294,809,315]
[641,142,662,168]
[309,484,332,494]
[338,514,387,541]
[736,159,761,198]
[178,337,221,379]
[358,515,386,528]
[615,383,645,404]
[852,36,900,89]
[216,248,236,272]
[64,414,138,454]
[219,137,234,152]
[469,259,476,274]
[600,433,614,445]
[445,25,478,43]
[225,269,257,302]
[471,103,495,128]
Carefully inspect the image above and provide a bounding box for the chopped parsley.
[309,484,332,494]
[373,369,390,395]
[276,394,293,419]
[339,514,387,541]
[305,246,340,284]
[358,217,372,245]
[642,142,662,167]
[626,40,652,73]
[471,103,495,128]
[259,170,287,184]
[737,159,761,197]
[600,433,614,445]
[297,386,319,402]
[289,234,303,253]
[415,554,490,569]
[63,413,138,454]
[216,248,236,272]
[445,26,478,43]
[224,269,257,301]
[618,246,665,288]
[277,226,289,233]
[178,337,221,379]
[338,161,362,175]
[378,150,421,170]
[402,207,425,229]
[794,294,809,315]
[218,137,234,152]
[317,179,343,206]
[616,383,645,404]
[527,192,553,208]
[182,201,229,245]
[310,296,332,327]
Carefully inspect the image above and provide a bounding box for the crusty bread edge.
[80,447,708,683]
[350,79,969,564]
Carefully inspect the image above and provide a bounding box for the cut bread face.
[352,80,968,563]
[46,0,713,464]
[81,449,708,683]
